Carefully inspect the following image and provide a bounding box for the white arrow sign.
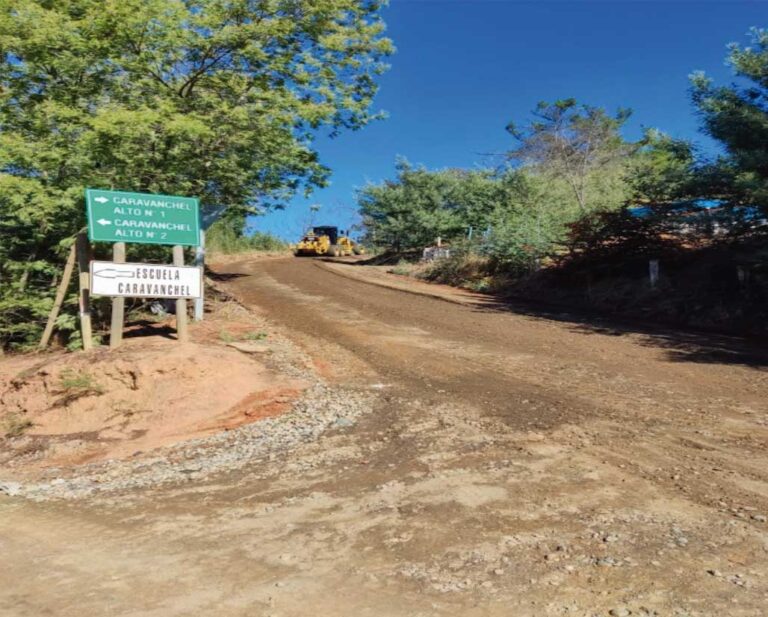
[96,218,112,225]
[94,196,109,203]
[90,261,202,298]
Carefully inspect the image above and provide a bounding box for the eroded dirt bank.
[1,256,767,616]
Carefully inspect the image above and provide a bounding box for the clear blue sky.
[249,0,766,241]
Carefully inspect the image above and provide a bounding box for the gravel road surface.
[1,256,767,617]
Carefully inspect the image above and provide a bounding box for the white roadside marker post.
[193,230,205,321]
[173,245,189,342]
[110,242,126,349]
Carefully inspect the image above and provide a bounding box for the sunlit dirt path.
[1,256,767,617]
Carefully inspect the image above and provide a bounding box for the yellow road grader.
[294,226,365,257]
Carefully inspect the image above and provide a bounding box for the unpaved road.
[2,257,768,616]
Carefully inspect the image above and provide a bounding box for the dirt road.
[2,257,768,616]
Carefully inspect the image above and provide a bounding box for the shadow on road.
[123,320,178,341]
[211,258,768,370]
[205,270,249,282]
[473,297,768,369]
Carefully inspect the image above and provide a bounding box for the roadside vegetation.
[205,219,288,256]
[0,0,392,351]
[359,29,768,334]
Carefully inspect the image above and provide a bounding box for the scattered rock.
[0,481,22,497]
[1,384,374,501]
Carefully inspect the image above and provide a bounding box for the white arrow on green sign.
[86,188,201,246]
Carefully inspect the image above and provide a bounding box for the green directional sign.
[86,189,200,246]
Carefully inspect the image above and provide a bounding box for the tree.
[481,170,569,272]
[358,160,500,251]
[0,0,392,349]
[628,129,697,203]
[506,99,633,214]
[691,27,768,207]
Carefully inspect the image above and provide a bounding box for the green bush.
[206,220,287,255]
[419,251,493,289]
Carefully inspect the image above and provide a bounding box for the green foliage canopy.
[691,27,768,207]
[0,0,392,349]
[358,160,502,251]
[361,100,634,271]
[506,98,633,214]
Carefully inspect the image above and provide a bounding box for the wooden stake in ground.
[39,244,77,349]
[75,232,93,351]
[109,242,127,349]
[173,245,189,342]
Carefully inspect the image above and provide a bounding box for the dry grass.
[2,413,33,438]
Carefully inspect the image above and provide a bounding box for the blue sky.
[249,1,767,241]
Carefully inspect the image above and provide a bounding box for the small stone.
[493,568,504,575]
[751,514,766,523]
[0,481,22,496]
[609,608,631,617]
[481,581,493,588]
[603,533,620,543]
[707,569,722,577]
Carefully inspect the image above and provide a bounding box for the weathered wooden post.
[109,242,126,349]
[39,244,76,349]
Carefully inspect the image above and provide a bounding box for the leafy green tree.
[0,0,392,349]
[506,99,633,214]
[359,160,490,251]
[481,170,567,271]
[628,129,697,203]
[691,27,768,207]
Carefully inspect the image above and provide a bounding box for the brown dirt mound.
[0,340,305,470]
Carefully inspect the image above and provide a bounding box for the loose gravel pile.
[0,286,376,502]
[1,384,373,501]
